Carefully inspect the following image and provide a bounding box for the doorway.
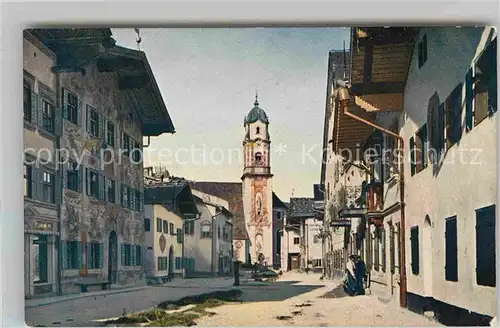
[289,253,300,270]
[168,246,174,278]
[108,231,118,284]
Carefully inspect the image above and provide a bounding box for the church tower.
[242,93,274,265]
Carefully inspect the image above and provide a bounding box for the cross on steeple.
[254,90,259,106]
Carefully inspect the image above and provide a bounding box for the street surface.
[25,273,439,327]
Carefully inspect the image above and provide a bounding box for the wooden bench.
[74,279,110,293]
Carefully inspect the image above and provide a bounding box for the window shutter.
[115,182,121,205]
[99,115,105,139]
[77,98,83,126]
[414,133,422,172]
[381,228,386,273]
[61,240,68,269]
[453,83,463,143]
[389,225,395,274]
[85,168,89,196]
[99,243,104,268]
[62,164,68,191]
[30,167,38,200]
[78,166,83,193]
[77,241,83,269]
[54,105,63,136]
[31,92,39,125]
[421,124,428,168]
[36,168,44,202]
[438,102,445,152]
[86,243,92,269]
[121,244,126,266]
[86,106,90,133]
[131,245,136,266]
[103,176,108,202]
[37,94,44,128]
[130,189,136,211]
[103,119,108,144]
[99,174,105,200]
[62,88,69,120]
[465,68,474,131]
[409,137,416,176]
[445,217,458,281]
[410,226,419,275]
[54,165,62,205]
[486,39,497,115]
[476,205,496,287]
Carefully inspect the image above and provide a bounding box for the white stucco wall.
[305,218,323,266]
[143,205,183,277]
[402,27,497,317]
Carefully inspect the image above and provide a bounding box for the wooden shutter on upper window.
[409,137,416,176]
[414,133,422,172]
[452,83,463,144]
[438,102,445,152]
[99,115,105,139]
[487,39,497,114]
[85,168,90,196]
[86,106,91,133]
[35,168,43,202]
[99,174,105,200]
[36,94,44,128]
[31,90,39,125]
[465,68,474,131]
[77,98,83,126]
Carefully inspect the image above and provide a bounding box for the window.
[163,220,168,234]
[135,245,142,266]
[135,190,142,211]
[132,141,142,163]
[312,259,322,267]
[144,218,151,232]
[65,90,79,125]
[65,240,82,269]
[24,165,32,198]
[313,235,320,244]
[24,80,32,121]
[67,163,80,192]
[123,134,131,157]
[106,179,115,203]
[121,185,130,208]
[474,39,497,126]
[176,229,184,243]
[88,170,99,198]
[122,244,132,266]
[418,33,428,69]
[42,100,55,133]
[293,237,300,245]
[87,243,102,269]
[445,216,458,282]
[410,226,420,275]
[255,152,262,163]
[201,222,211,238]
[445,84,463,148]
[87,106,99,137]
[410,136,416,176]
[476,204,496,287]
[256,127,260,134]
[157,257,168,271]
[106,121,115,147]
[156,218,162,233]
[169,223,175,235]
[42,171,54,203]
[184,220,195,235]
[415,124,428,173]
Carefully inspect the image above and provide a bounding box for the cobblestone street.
[25,273,439,327]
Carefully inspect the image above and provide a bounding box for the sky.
[111,27,350,201]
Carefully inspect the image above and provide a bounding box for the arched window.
[255,152,262,163]
[256,127,260,134]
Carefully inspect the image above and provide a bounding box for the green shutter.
[86,105,90,133]
[452,83,463,143]
[54,105,63,136]
[121,244,126,265]
[86,243,92,269]
[465,68,474,131]
[115,182,121,205]
[37,93,44,128]
[77,241,83,269]
[99,174,105,200]
[438,102,445,151]
[62,240,68,269]
[99,115,105,139]
[99,243,104,268]
[103,177,108,202]
[445,217,458,282]
[62,88,69,120]
[85,168,89,196]
[62,164,68,191]
[409,137,416,176]
[131,244,136,266]
[77,166,82,193]
[31,92,39,125]
[77,98,82,126]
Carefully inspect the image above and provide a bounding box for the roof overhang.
[330,219,352,227]
[28,28,175,137]
[175,184,200,218]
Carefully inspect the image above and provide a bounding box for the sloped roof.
[313,184,325,201]
[145,178,198,214]
[244,98,269,126]
[273,192,288,210]
[188,181,248,240]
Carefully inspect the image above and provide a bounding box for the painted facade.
[23,28,175,297]
[242,96,274,265]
